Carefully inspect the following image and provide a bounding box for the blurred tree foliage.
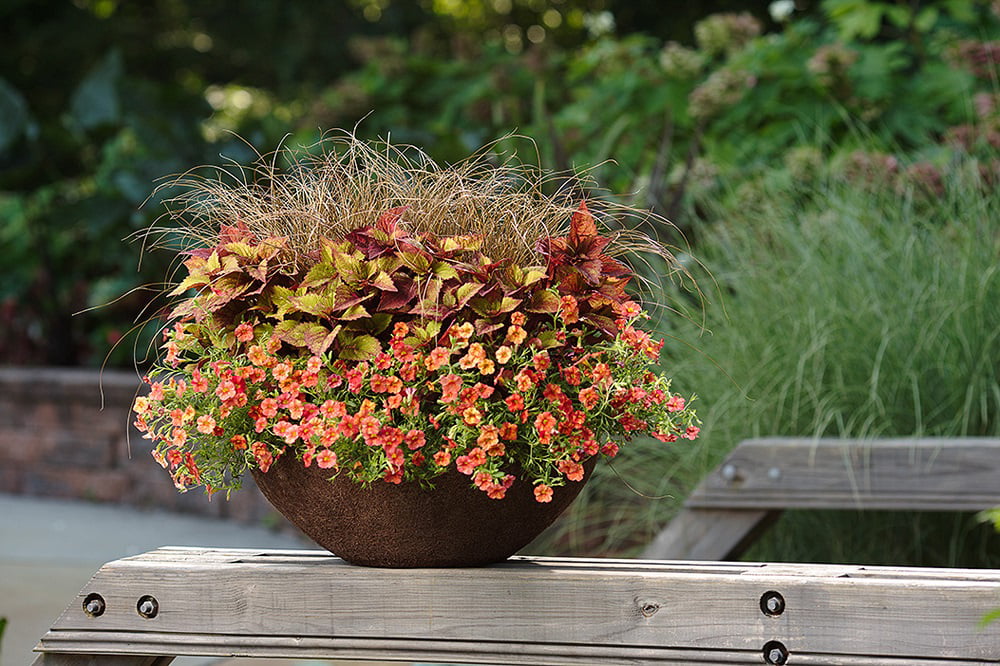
[0,0,996,366]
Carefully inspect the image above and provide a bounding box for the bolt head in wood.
[760,590,785,616]
[83,593,105,617]
[137,595,159,619]
[763,640,789,664]
[721,463,737,482]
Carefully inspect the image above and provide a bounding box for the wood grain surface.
[33,547,1000,665]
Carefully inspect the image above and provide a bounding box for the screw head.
[83,593,105,618]
[768,466,782,481]
[136,595,159,619]
[760,590,785,617]
[721,463,738,482]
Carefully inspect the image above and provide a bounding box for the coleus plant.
[133,146,700,503]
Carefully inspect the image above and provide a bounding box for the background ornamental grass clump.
[133,136,700,502]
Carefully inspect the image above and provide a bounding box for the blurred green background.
[2,0,998,566]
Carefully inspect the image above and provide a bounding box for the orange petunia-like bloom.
[315,449,338,469]
[462,406,483,426]
[439,374,463,403]
[559,294,580,324]
[578,386,600,410]
[495,345,513,364]
[424,346,451,371]
[235,322,254,342]
[533,484,554,503]
[505,325,527,345]
[557,459,585,482]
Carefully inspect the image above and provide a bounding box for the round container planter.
[252,453,595,567]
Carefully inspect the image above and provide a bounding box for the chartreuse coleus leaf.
[526,289,561,313]
[274,320,341,355]
[454,282,484,307]
[430,261,459,280]
[440,235,483,253]
[302,260,338,289]
[469,295,522,317]
[336,331,381,361]
[402,320,441,349]
[400,250,432,274]
[223,241,258,259]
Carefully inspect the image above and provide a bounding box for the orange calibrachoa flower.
[134,177,700,504]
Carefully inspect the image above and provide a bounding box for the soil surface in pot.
[252,454,594,567]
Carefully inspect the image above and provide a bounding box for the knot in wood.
[639,600,660,617]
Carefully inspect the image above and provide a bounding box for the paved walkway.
[0,494,398,666]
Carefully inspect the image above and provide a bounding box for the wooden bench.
[32,546,1000,665]
[643,437,1000,561]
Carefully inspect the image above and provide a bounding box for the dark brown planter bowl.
[251,453,595,567]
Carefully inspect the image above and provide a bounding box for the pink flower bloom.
[190,369,209,393]
[315,449,338,469]
[259,397,279,418]
[439,374,463,403]
[149,382,165,401]
[534,484,554,503]
[235,322,254,342]
[666,396,686,412]
[684,426,701,440]
[404,429,426,450]
[215,380,237,401]
[196,415,216,434]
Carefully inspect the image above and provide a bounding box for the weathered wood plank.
[34,548,1000,665]
[641,508,778,560]
[687,438,1000,511]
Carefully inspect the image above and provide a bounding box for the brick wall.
[0,366,288,527]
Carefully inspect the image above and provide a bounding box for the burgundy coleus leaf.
[376,206,409,234]
[378,278,418,311]
[473,318,504,337]
[344,226,391,260]
[600,255,632,278]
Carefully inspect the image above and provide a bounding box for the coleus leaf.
[376,206,409,234]
[430,261,459,280]
[473,318,504,337]
[274,321,340,355]
[370,271,397,292]
[399,250,432,274]
[223,241,258,259]
[569,199,598,245]
[290,291,337,318]
[302,261,338,289]
[468,295,522,317]
[219,221,255,245]
[169,274,209,296]
[526,289,561,313]
[454,282,484,307]
[339,303,370,321]
[440,234,483,253]
[336,332,381,361]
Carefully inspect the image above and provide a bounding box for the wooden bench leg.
[642,508,781,560]
[31,654,174,665]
